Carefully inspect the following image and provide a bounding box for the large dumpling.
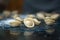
[24,18,35,28]
[10,20,21,27]
[27,14,35,18]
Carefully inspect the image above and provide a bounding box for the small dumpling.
[45,13,52,17]
[3,10,11,17]
[27,14,35,18]
[12,13,19,18]
[44,17,55,25]
[12,10,18,15]
[51,14,59,20]
[10,20,21,27]
[33,18,41,25]
[36,12,45,19]
[15,17,23,21]
[24,18,35,28]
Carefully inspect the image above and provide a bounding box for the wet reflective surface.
[0,30,60,40]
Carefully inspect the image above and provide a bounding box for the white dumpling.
[14,17,23,21]
[45,13,52,17]
[33,18,41,25]
[24,18,34,28]
[44,17,55,25]
[36,12,45,19]
[27,14,35,18]
[10,20,21,27]
[12,10,18,14]
[51,14,59,20]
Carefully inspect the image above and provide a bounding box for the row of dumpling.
[10,12,60,28]
[0,11,60,28]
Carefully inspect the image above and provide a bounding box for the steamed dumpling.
[24,18,34,28]
[27,14,35,18]
[51,14,59,20]
[10,20,21,27]
[44,17,55,25]
[36,12,45,19]
[15,17,23,21]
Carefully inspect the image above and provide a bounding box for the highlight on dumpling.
[24,18,35,28]
[10,20,21,27]
[33,18,41,25]
[3,10,11,17]
[44,17,55,25]
[36,12,45,19]
[51,13,60,20]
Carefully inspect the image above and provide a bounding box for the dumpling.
[12,13,19,18]
[24,18,35,28]
[36,12,45,19]
[27,14,35,18]
[44,17,55,25]
[3,10,11,17]
[10,32,20,36]
[15,17,23,21]
[10,20,21,27]
[33,18,41,25]
[51,13,60,20]
[45,13,52,17]
[12,10,18,15]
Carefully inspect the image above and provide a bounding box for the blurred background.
[0,0,23,13]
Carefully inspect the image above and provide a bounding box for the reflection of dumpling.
[27,14,35,18]
[45,29,55,34]
[51,14,59,20]
[36,12,45,19]
[3,11,11,17]
[10,32,20,36]
[44,17,55,25]
[33,19,41,25]
[10,20,21,27]
[24,18,34,28]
